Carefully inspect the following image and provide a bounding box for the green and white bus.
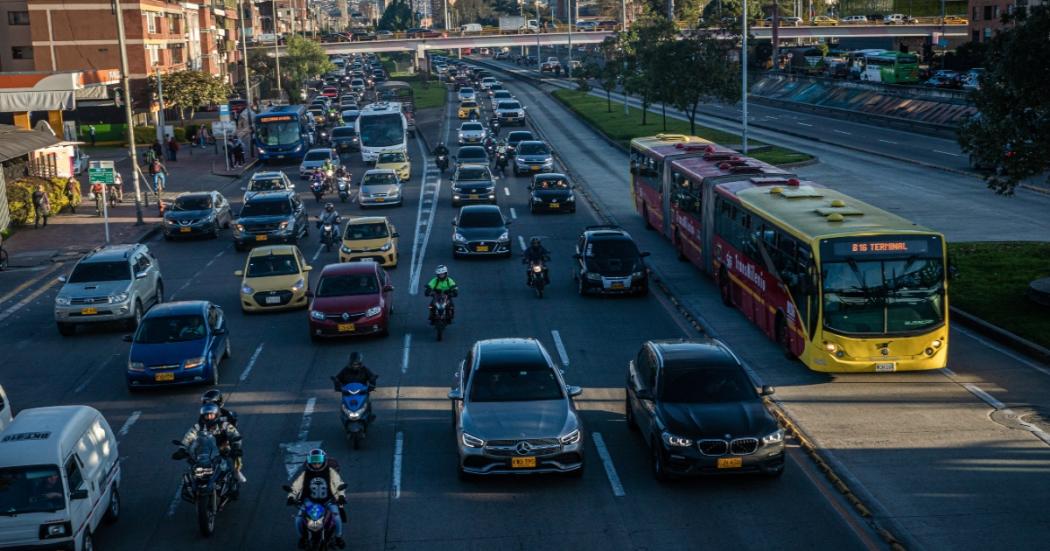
[860,51,920,84]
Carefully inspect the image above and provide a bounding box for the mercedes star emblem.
[515,441,532,455]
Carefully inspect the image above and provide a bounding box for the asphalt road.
[0,95,875,549]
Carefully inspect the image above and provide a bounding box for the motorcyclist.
[494,140,509,174]
[180,404,245,489]
[483,135,497,155]
[201,389,237,427]
[488,115,500,133]
[287,448,345,549]
[424,265,458,324]
[522,237,551,284]
[433,142,449,158]
[317,203,341,241]
[335,352,378,388]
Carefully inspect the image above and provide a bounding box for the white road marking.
[74,354,119,394]
[117,411,141,438]
[943,367,1050,447]
[592,433,625,497]
[962,382,1007,410]
[0,263,63,306]
[297,397,316,441]
[401,334,412,373]
[510,207,518,219]
[392,431,404,499]
[171,249,225,300]
[165,486,183,517]
[878,139,899,144]
[797,122,814,127]
[0,278,60,325]
[833,130,851,135]
[311,244,324,263]
[281,397,320,479]
[551,330,570,367]
[238,343,265,382]
[933,149,962,157]
[517,235,527,251]
[409,137,439,296]
[504,187,510,196]
[954,326,1050,377]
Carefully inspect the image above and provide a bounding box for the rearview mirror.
[122,334,133,342]
[234,270,244,277]
[761,385,776,396]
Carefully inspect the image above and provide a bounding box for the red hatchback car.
[308,261,394,339]
[322,86,339,98]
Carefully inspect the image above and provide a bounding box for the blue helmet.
[306,448,327,471]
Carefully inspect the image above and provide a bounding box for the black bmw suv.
[572,225,649,296]
[626,339,785,481]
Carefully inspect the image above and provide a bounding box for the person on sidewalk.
[88,125,96,147]
[32,185,50,228]
[64,179,78,214]
[151,140,163,162]
[149,158,168,196]
[167,136,179,161]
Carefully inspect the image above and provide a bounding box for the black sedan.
[528,173,576,213]
[626,339,785,481]
[163,192,232,240]
[329,126,360,152]
[451,205,512,258]
[573,225,650,296]
[451,164,497,207]
[455,145,489,168]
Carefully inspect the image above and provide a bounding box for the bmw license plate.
[255,234,268,241]
[511,457,536,469]
[875,363,896,372]
[337,323,356,332]
[265,296,281,304]
[179,227,191,233]
[475,245,490,252]
[154,372,175,382]
[717,457,742,469]
[80,307,98,315]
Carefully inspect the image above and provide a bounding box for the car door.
[64,454,92,539]
[206,305,225,365]
[634,348,660,444]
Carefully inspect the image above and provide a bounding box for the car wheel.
[57,322,76,337]
[154,282,164,305]
[126,301,143,330]
[82,531,94,551]
[625,396,638,431]
[651,441,671,483]
[104,489,120,523]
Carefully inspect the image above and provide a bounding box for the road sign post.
[88,160,115,244]
[219,105,232,172]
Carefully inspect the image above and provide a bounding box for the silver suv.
[449,338,584,478]
[54,244,164,336]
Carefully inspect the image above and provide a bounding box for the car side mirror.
[122,334,133,342]
[135,271,149,279]
[58,275,67,283]
[392,232,399,238]
[234,270,244,277]
[639,252,651,258]
[240,186,247,191]
[303,265,313,272]
[383,284,394,292]
[451,219,458,226]
[213,327,228,336]
[567,385,583,397]
[761,385,776,396]
[448,388,463,401]
[527,184,534,190]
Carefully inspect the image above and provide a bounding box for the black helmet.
[199,403,221,428]
[530,237,541,247]
[201,389,225,408]
[325,202,334,212]
[348,352,364,368]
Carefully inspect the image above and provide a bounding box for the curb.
[950,306,1050,364]
[211,158,258,178]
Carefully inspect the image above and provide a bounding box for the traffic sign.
[219,104,231,122]
[938,38,949,48]
[88,160,115,185]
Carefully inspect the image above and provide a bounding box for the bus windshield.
[257,121,301,146]
[821,237,945,335]
[358,113,404,148]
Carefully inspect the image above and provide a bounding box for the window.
[972,30,980,42]
[7,11,30,25]
[168,14,179,34]
[984,27,992,39]
[65,457,84,491]
[171,46,183,64]
[983,5,993,19]
[11,47,32,60]
[146,12,157,33]
[147,45,159,66]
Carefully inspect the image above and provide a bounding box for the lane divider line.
[517,235,527,252]
[954,326,1050,377]
[408,137,439,296]
[0,277,61,325]
[238,343,265,382]
[878,139,899,144]
[942,367,1050,447]
[551,329,570,367]
[170,249,225,300]
[392,431,404,499]
[117,411,141,438]
[165,485,182,517]
[401,334,412,373]
[510,207,518,220]
[297,397,316,442]
[933,149,962,157]
[0,262,63,306]
[591,433,625,497]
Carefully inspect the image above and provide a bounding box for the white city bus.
[357,102,407,163]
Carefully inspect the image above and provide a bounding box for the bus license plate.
[511,457,536,469]
[338,323,356,332]
[255,234,268,241]
[179,227,191,233]
[154,372,175,382]
[875,363,896,372]
[717,457,742,469]
[80,307,98,315]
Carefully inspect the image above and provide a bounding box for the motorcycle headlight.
[127,361,145,372]
[661,432,693,448]
[560,429,581,445]
[183,356,205,369]
[762,429,785,445]
[292,278,305,292]
[532,264,543,273]
[365,306,382,318]
[453,232,467,243]
[241,285,254,295]
[461,432,485,448]
[379,242,392,251]
[498,231,509,242]
[306,517,324,531]
[310,310,326,320]
[55,296,71,306]
[109,292,129,303]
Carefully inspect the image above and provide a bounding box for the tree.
[596,38,622,112]
[147,70,231,120]
[378,0,413,31]
[281,35,335,103]
[621,17,676,125]
[958,7,1050,195]
[663,29,741,135]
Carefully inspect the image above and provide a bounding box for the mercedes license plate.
[875,363,896,373]
[154,372,175,382]
[80,307,98,315]
[337,323,356,332]
[265,296,281,305]
[511,457,536,469]
[717,457,742,469]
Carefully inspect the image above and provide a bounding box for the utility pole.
[238,0,253,111]
[742,0,749,154]
[772,1,780,72]
[622,0,628,115]
[272,0,282,94]
[154,65,165,147]
[114,0,144,224]
[567,0,573,78]
[621,0,627,31]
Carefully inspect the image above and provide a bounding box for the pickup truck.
[540,57,561,72]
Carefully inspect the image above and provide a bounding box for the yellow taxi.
[811,16,838,26]
[458,100,480,120]
[338,217,399,267]
[235,245,312,312]
[375,149,411,181]
[943,15,968,24]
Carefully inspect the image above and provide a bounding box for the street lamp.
[742,0,748,154]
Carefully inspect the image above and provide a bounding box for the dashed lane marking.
[878,139,898,144]
[551,330,570,367]
[510,207,518,220]
[797,122,814,127]
[0,262,63,306]
[392,431,404,499]
[0,277,60,325]
[117,411,141,438]
[401,334,412,373]
[933,149,962,157]
[504,187,510,196]
[280,397,320,479]
[517,235,527,252]
[238,343,265,382]
[834,130,851,135]
[592,433,625,497]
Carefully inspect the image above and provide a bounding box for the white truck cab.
[0,406,121,550]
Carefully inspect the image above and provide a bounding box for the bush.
[5,176,80,226]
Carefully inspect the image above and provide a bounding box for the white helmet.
[435,265,448,276]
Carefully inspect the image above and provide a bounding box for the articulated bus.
[254,105,315,163]
[357,102,407,163]
[630,135,949,373]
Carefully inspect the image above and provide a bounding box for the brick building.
[969,0,1046,42]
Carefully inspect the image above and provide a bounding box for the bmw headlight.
[560,429,581,445]
[379,242,392,251]
[661,432,693,448]
[109,292,129,303]
[365,306,382,318]
[292,278,305,292]
[453,232,467,243]
[127,361,145,372]
[183,357,205,369]
[310,310,326,320]
[55,296,71,306]
[498,231,509,242]
[461,432,485,448]
[762,429,785,445]
[241,285,254,295]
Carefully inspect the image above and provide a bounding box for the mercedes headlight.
[762,429,785,445]
[453,232,467,243]
[55,296,71,306]
[127,361,145,372]
[498,231,509,242]
[310,310,326,320]
[292,278,305,292]
[661,432,693,448]
[560,429,581,445]
[183,357,205,369]
[461,432,485,448]
[365,306,382,318]
[109,292,129,303]
[241,285,254,295]
[379,242,392,251]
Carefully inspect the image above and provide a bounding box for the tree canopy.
[281,35,335,102]
[147,70,231,120]
[378,0,413,31]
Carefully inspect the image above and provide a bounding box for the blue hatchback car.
[125,301,230,389]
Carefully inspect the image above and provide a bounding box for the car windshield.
[822,255,946,335]
[378,152,406,163]
[246,254,299,277]
[317,273,379,297]
[69,260,130,283]
[257,121,301,146]
[304,151,330,162]
[358,113,404,147]
[135,314,207,343]
[535,178,569,190]
[332,127,356,137]
[308,108,324,116]
[508,132,532,143]
[457,167,491,181]
[363,173,398,186]
[459,148,486,160]
[0,466,65,515]
[461,101,477,108]
[587,238,638,260]
[462,123,483,131]
[250,178,285,191]
[495,92,511,99]
[499,101,521,110]
[470,363,564,402]
[240,200,290,217]
[345,222,389,240]
[173,196,212,211]
[460,88,475,94]
[458,210,503,228]
[660,366,756,403]
[517,143,548,156]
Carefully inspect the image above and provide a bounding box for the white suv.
[54,244,164,336]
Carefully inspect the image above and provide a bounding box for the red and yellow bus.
[630,135,949,372]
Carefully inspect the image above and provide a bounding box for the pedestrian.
[233,137,245,167]
[167,135,179,161]
[88,125,96,147]
[151,140,163,162]
[64,179,78,214]
[32,184,50,228]
[148,158,168,195]
[227,136,238,167]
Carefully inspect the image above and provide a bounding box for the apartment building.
[968,0,1046,42]
[0,0,35,72]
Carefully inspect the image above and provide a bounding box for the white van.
[460,23,483,34]
[0,385,11,431]
[0,406,121,550]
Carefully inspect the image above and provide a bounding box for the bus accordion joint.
[675,143,715,152]
[656,133,691,142]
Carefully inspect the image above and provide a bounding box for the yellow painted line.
[0,277,62,325]
[0,262,64,306]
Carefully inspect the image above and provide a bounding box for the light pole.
[238,0,253,113]
[567,0,573,78]
[154,65,166,147]
[742,0,749,154]
[114,0,144,223]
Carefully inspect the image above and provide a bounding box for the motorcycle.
[526,259,549,298]
[332,378,375,450]
[489,118,501,135]
[318,218,338,252]
[310,172,331,203]
[282,483,348,551]
[494,151,509,176]
[336,176,351,203]
[484,141,496,158]
[436,154,449,173]
[171,434,237,537]
[429,290,454,341]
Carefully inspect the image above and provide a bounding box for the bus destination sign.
[831,238,932,257]
[258,115,294,123]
